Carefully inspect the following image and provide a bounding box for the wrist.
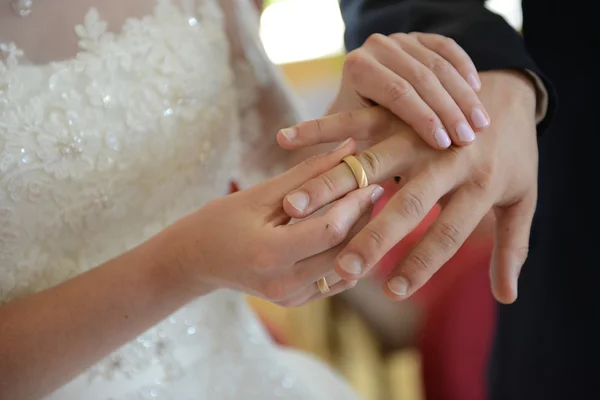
[138,226,215,300]
[480,70,537,113]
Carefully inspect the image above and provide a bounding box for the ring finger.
[284,133,424,219]
[275,272,353,308]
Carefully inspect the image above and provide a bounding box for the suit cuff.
[525,70,549,124]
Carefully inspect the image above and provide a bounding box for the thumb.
[490,193,537,304]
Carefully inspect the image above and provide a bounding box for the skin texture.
[0,140,384,399]
[280,70,537,305]
[327,32,490,149]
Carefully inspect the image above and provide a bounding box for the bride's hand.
[162,139,383,307]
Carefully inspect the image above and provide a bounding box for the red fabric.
[371,181,495,400]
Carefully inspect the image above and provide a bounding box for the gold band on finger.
[317,277,330,294]
[342,155,369,189]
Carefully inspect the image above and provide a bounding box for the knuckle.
[395,191,426,219]
[445,37,459,49]
[295,118,324,139]
[357,150,382,178]
[317,173,338,197]
[365,33,388,47]
[343,50,370,79]
[251,248,284,273]
[324,221,347,247]
[389,32,411,44]
[314,117,325,135]
[384,80,413,104]
[434,221,462,251]
[364,226,386,249]
[470,162,497,194]
[406,250,434,273]
[435,35,457,50]
[342,108,357,124]
[427,57,453,76]
[411,67,437,86]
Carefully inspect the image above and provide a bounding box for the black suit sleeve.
[339,0,556,133]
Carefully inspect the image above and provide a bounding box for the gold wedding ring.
[317,277,330,294]
[342,155,369,189]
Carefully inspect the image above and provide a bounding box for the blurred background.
[247,2,523,400]
[259,0,521,118]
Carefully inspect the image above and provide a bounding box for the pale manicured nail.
[333,138,351,151]
[388,276,409,296]
[339,253,363,276]
[280,128,296,142]
[434,128,451,148]
[286,191,309,212]
[471,108,489,129]
[456,122,476,142]
[467,73,481,91]
[371,185,384,204]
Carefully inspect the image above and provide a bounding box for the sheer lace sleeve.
[219,0,304,187]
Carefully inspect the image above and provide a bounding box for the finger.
[334,168,455,280]
[278,271,344,307]
[280,184,384,262]
[292,211,371,282]
[407,33,490,129]
[390,34,490,138]
[276,276,356,308]
[277,107,398,150]
[258,137,356,204]
[384,186,490,300]
[366,34,474,146]
[276,211,370,306]
[344,47,454,149]
[490,192,537,304]
[284,133,424,219]
[303,278,357,305]
[409,32,481,91]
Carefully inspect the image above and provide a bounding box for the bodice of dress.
[0,1,337,399]
[0,1,240,302]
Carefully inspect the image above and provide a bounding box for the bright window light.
[486,0,522,29]
[260,0,345,65]
[259,0,522,65]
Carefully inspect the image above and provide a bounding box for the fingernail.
[280,128,296,142]
[388,276,409,296]
[434,128,451,148]
[339,253,363,276]
[456,122,476,142]
[286,191,309,212]
[467,73,481,91]
[371,185,384,204]
[471,108,489,129]
[333,138,351,152]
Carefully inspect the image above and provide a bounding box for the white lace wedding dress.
[0,1,360,398]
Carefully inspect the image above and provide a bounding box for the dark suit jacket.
[340,1,598,399]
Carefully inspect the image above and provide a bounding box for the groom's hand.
[278,71,538,304]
